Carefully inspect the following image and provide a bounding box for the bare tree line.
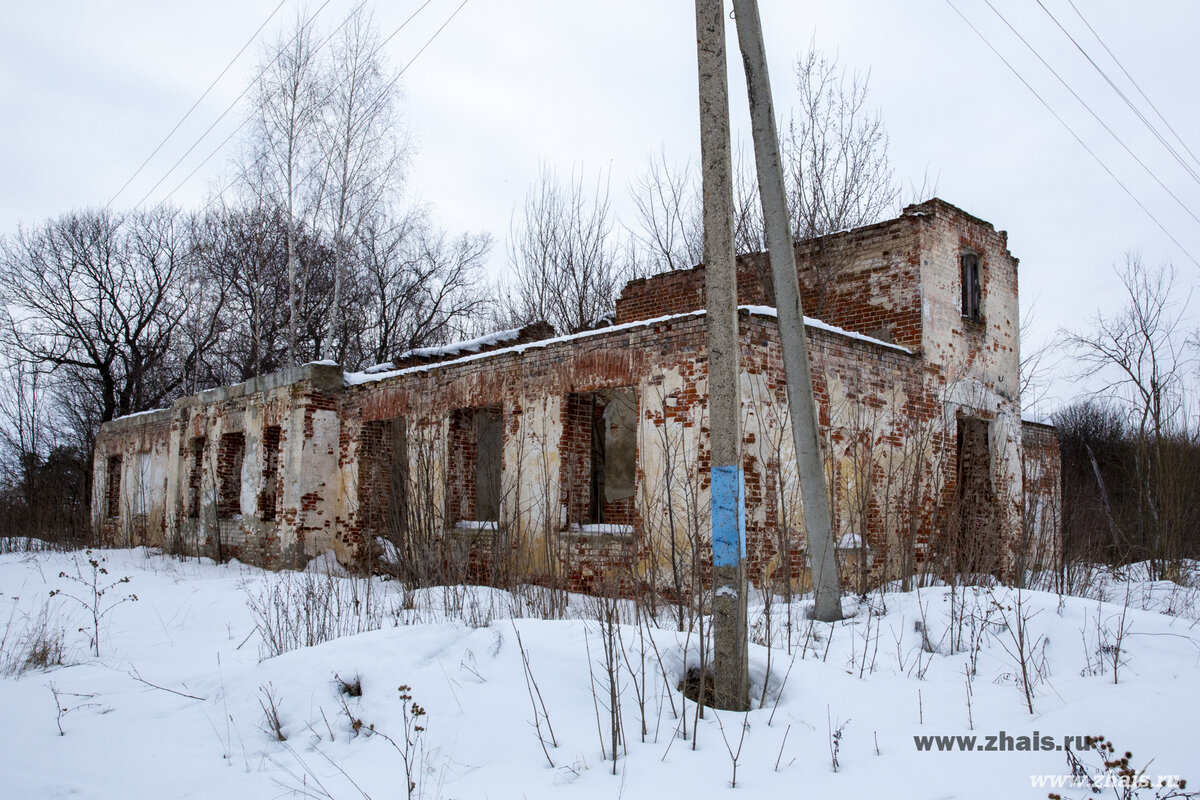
[0,30,914,553]
[0,10,491,541]
[499,47,906,331]
[1053,254,1200,576]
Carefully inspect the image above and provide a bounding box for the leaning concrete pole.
[731,0,843,622]
[695,0,749,710]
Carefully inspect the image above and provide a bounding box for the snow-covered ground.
[0,546,1197,799]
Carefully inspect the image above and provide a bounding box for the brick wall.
[105,456,122,519]
[1021,420,1062,571]
[615,208,926,350]
[186,437,204,519]
[446,408,479,524]
[92,201,1048,588]
[216,432,245,518]
[258,426,282,520]
[561,393,595,526]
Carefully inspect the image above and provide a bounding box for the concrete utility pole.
[731,0,843,622]
[695,0,749,710]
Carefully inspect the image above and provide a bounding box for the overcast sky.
[3,0,1198,416]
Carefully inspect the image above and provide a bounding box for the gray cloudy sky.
[2,1,1198,415]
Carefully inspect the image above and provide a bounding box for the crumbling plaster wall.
[338,307,979,591]
[93,200,1048,588]
[739,316,947,587]
[616,199,1029,583]
[95,365,344,568]
[92,411,172,548]
[339,312,717,592]
[916,203,1024,571]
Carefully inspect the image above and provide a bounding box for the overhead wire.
[188,0,463,221]
[152,0,381,210]
[129,0,345,211]
[1063,0,1200,173]
[980,0,1200,227]
[1035,0,1200,187]
[942,0,1199,268]
[106,0,289,209]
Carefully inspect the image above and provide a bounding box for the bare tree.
[357,211,493,366]
[734,48,901,313]
[0,360,49,515]
[1059,254,1196,568]
[782,50,900,239]
[1019,299,1055,417]
[0,207,222,424]
[623,49,901,318]
[243,13,324,366]
[504,165,625,333]
[317,8,411,363]
[626,148,703,275]
[193,204,291,384]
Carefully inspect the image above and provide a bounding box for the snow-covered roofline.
[111,407,170,423]
[392,327,527,364]
[346,306,911,386]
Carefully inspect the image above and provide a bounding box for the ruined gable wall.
[614,213,925,350]
[92,411,172,549]
[788,215,924,349]
[917,202,1024,572]
[614,259,769,324]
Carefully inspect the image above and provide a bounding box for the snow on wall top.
[394,327,526,363]
[739,306,913,354]
[345,306,911,387]
[112,407,169,421]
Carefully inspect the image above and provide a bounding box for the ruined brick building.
[93,199,1061,591]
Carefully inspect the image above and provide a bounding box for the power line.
[942,0,1199,268]
[1035,0,1200,188]
[187,0,466,220]
[181,0,441,216]
[106,0,289,209]
[981,0,1200,228]
[130,0,344,211]
[1063,0,1200,173]
[394,0,468,94]
[333,0,467,151]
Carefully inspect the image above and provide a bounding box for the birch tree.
[318,8,410,363]
[244,14,323,366]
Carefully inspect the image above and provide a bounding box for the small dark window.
[476,409,502,522]
[258,426,282,521]
[106,456,122,519]
[961,253,982,321]
[187,437,206,519]
[217,432,245,519]
[447,407,502,524]
[563,389,637,527]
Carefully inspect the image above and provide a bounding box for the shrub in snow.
[49,550,136,658]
